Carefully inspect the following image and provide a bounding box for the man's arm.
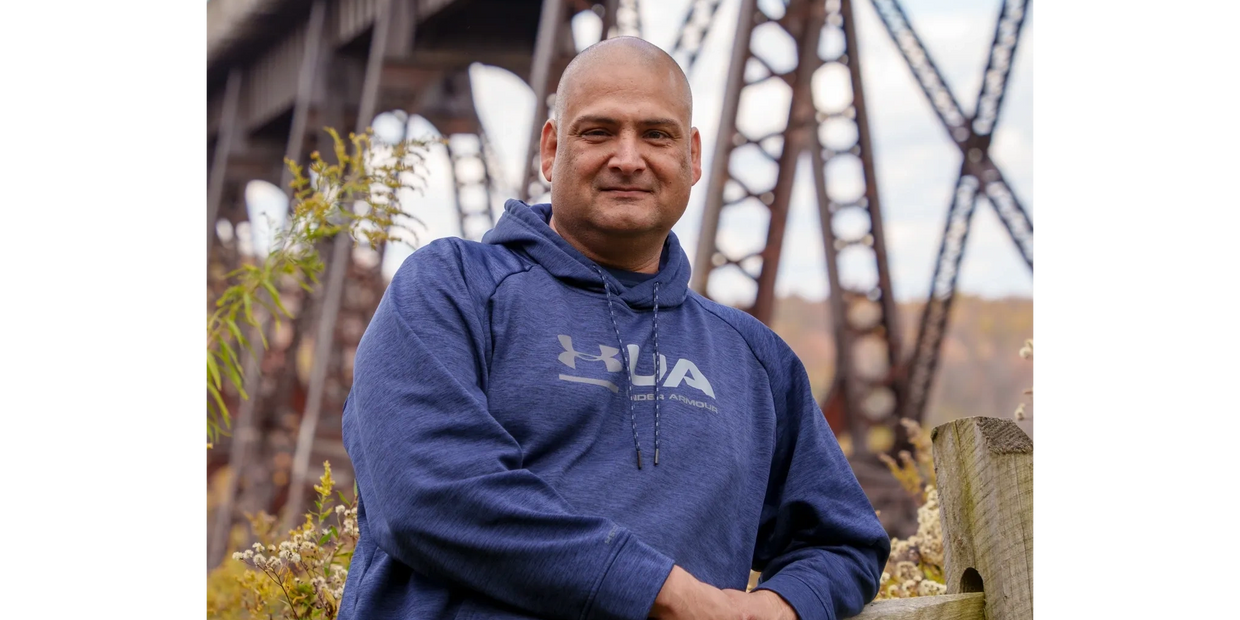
[344,240,673,620]
[748,338,891,620]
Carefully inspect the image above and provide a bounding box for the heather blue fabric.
[339,199,889,620]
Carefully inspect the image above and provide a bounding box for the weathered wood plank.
[932,416,1033,620]
[853,593,985,620]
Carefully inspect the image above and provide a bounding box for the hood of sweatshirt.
[482,199,692,309]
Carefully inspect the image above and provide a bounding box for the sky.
[241,0,1033,305]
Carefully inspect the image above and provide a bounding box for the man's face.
[541,60,702,241]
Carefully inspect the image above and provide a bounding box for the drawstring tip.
[654,448,660,466]
[636,449,643,470]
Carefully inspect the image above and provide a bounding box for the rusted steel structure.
[206,0,1032,566]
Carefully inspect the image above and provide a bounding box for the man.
[339,37,889,620]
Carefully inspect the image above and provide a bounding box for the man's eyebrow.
[571,115,683,128]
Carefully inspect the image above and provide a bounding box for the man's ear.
[540,120,557,183]
[690,127,703,185]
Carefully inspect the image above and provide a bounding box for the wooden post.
[851,415,1029,620]
[852,592,985,620]
[932,416,1033,620]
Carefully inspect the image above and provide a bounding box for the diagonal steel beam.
[867,0,1032,266]
[750,0,826,325]
[207,68,242,251]
[903,165,980,423]
[689,0,758,295]
[448,131,498,241]
[603,0,643,38]
[900,0,1032,423]
[520,0,570,203]
[963,0,1032,267]
[668,0,723,72]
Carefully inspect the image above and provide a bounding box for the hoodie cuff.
[585,533,675,620]
[755,572,832,620]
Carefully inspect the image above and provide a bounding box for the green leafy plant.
[209,462,358,619]
[207,128,431,444]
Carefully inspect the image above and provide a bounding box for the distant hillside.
[769,294,1033,433]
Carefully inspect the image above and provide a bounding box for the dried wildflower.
[889,538,913,562]
[876,421,947,600]
[218,460,361,619]
[894,561,920,582]
[1014,336,1033,421]
[1016,339,1036,362]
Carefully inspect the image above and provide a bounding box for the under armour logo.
[557,335,623,372]
[556,334,715,398]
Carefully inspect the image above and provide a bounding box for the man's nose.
[609,133,646,175]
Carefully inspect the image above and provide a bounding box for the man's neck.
[550,217,664,275]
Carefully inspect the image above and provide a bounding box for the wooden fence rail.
[854,416,1032,620]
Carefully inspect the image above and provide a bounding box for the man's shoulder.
[402,235,525,265]
[393,237,531,288]
[685,291,793,364]
[689,288,773,342]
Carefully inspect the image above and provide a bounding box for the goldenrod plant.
[209,462,359,619]
[874,418,947,599]
[207,129,432,443]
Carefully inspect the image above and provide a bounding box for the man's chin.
[588,214,664,237]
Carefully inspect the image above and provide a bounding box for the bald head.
[553,37,692,130]
[538,35,702,271]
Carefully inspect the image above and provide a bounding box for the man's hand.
[649,566,736,620]
[648,566,798,620]
[721,589,798,620]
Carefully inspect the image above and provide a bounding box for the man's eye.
[646,131,671,140]
[583,129,609,137]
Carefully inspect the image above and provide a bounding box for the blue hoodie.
[339,200,889,620]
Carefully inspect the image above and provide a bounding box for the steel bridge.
[206,0,1032,567]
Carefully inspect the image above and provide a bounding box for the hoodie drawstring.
[652,282,661,466]
[595,267,662,470]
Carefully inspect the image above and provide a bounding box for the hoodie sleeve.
[749,338,891,620]
[343,240,674,620]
